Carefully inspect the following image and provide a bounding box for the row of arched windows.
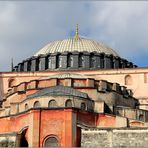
[24,100,87,111]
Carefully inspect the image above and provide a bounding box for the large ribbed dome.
[12,25,136,72]
[34,37,119,57]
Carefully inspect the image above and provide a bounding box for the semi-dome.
[34,37,119,57]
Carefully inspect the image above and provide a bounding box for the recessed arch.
[43,135,60,148]
[48,100,57,108]
[125,75,132,85]
[65,99,72,107]
[33,101,40,108]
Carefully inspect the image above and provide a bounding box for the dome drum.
[13,51,137,72]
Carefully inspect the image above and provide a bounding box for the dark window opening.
[100,55,104,68]
[27,61,31,71]
[20,130,28,147]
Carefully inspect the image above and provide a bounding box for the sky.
[0,1,148,71]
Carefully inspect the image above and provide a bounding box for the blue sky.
[0,1,148,71]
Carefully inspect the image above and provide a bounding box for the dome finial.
[74,24,79,40]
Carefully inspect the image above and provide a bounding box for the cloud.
[90,2,148,60]
[0,1,148,71]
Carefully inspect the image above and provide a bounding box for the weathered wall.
[81,128,148,148]
[0,134,16,147]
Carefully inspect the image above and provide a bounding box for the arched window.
[79,54,84,68]
[67,53,73,67]
[25,103,29,111]
[125,75,132,85]
[90,54,95,68]
[44,136,59,147]
[57,54,62,68]
[8,78,15,88]
[48,100,58,108]
[65,100,72,107]
[81,102,86,111]
[33,101,40,108]
[139,114,144,121]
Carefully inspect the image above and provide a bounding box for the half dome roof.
[34,37,119,57]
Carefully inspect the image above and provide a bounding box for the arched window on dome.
[33,101,40,108]
[48,100,58,108]
[57,54,62,68]
[125,75,132,85]
[44,136,59,147]
[8,78,16,88]
[67,53,73,68]
[65,99,72,107]
[79,54,84,68]
[90,54,95,68]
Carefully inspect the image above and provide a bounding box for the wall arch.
[65,99,72,107]
[48,100,58,108]
[125,75,132,85]
[43,135,60,148]
[33,101,40,108]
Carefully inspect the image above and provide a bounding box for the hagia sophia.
[0,25,148,147]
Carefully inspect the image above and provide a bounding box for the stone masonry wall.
[81,128,148,148]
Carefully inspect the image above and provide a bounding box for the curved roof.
[26,85,88,99]
[34,37,119,57]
